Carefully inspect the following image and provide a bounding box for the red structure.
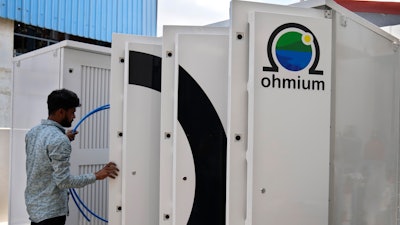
[335,0,400,15]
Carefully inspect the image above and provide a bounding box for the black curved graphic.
[263,23,323,75]
[178,66,227,225]
[129,51,162,91]
[129,51,227,225]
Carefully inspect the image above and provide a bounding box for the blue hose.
[70,103,110,223]
[72,104,110,132]
[70,189,91,222]
[70,188,109,223]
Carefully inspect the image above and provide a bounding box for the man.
[25,88,119,225]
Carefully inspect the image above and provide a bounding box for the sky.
[157,0,301,36]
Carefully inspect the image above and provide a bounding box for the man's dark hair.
[47,89,81,115]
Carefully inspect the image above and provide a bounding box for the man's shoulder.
[26,123,43,136]
[26,121,65,138]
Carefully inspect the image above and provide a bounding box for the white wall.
[0,18,13,127]
[0,129,10,224]
[0,17,13,224]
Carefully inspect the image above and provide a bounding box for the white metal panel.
[10,47,61,225]
[62,47,111,225]
[228,2,328,225]
[331,9,400,225]
[108,33,161,225]
[247,11,331,225]
[12,49,61,129]
[79,65,110,149]
[62,47,111,149]
[159,26,228,225]
[122,41,161,225]
[174,33,229,225]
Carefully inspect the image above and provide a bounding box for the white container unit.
[228,2,332,225]
[10,40,111,225]
[107,1,400,225]
[227,1,399,225]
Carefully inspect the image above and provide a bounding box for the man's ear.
[55,108,66,117]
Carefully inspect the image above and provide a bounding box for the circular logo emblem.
[263,23,323,75]
[275,31,313,72]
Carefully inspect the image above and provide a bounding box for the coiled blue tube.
[70,103,110,223]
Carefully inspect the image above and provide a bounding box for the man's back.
[25,119,70,223]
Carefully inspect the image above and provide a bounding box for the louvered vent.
[79,65,110,149]
[78,164,108,225]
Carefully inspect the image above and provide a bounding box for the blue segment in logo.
[276,50,312,71]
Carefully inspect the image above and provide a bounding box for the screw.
[163,214,170,220]
[119,57,125,63]
[237,32,244,40]
[165,132,171,139]
[166,51,173,57]
[261,188,266,194]
[183,177,187,181]
[68,68,73,73]
[118,132,123,137]
[324,10,332,19]
[235,134,241,141]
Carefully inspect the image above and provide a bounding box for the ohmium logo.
[261,23,325,91]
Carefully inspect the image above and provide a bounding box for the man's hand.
[66,130,78,141]
[95,162,119,180]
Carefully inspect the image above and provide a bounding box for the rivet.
[237,32,244,40]
[261,188,266,194]
[235,134,241,141]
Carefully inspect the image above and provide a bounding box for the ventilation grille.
[78,164,108,225]
[80,65,110,149]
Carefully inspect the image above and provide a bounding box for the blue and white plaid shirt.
[25,119,96,223]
